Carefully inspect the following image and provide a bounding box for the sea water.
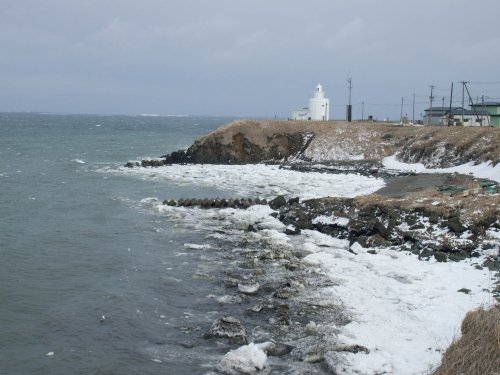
[0,113,386,374]
[0,113,240,374]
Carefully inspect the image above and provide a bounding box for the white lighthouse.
[292,84,330,121]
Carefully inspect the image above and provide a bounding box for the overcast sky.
[1,0,499,119]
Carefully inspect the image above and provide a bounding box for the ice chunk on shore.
[110,163,385,199]
[217,343,268,375]
[184,243,211,250]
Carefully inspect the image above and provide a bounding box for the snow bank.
[301,231,492,375]
[384,155,500,182]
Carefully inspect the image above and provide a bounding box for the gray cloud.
[0,0,499,119]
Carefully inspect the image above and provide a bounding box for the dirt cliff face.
[164,120,315,163]
[161,120,500,167]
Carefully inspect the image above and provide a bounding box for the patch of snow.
[312,215,349,227]
[486,228,500,240]
[305,137,366,161]
[383,155,500,182]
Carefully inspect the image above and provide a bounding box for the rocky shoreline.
[168,197,371,374]
[161,187,500,279]
[125,119,499,373]
[156,187,499,373]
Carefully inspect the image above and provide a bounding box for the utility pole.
[441,97,445,125]
[448,82,454,126]
[361,101,364,122]
[347,77,352,122]
[428,85,435,125]
[460,81,468,125]
[464,82,480,125]
[412,93,415,124]
[400,97,404,124]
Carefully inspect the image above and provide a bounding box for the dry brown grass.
[198,120,500,164]
[431,305,500,375]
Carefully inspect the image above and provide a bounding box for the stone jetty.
[162,197,269,209]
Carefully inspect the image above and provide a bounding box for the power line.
[469,81,500,85]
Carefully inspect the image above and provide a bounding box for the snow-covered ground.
[301,232,492,375]
[384,155,500,183]
[108,161,497,374]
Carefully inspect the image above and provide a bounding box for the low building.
[424,106,490,126]
[470,101,500,127]
[444,108,490,126]
[291,108,310,121]
[423,107,462,125]
[291,84,330,121]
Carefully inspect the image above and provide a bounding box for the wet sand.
[375,173,472,198]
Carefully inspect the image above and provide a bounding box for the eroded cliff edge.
[152,120,499,167]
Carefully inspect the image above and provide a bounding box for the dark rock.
[269,304,291,326]
[269,195,287,210]
[433,251,448,262]
[366,234,391,248]
[335,344,370,354]
[445,218,465,234]
[355,236,368,247]
[203,316,247,343]
[483,258,500,271]
[418,248,433,260]
[288,197,300,205]
[409,223,426,230]
[163,150,188,163]
[448,252,468,262]
[373,219,389,238]
[179,341,196,349]
[266,342,295,357]
[457,288,471,294]
[241,199,251,208]
[140,159,165,167]
[429,212,440,224]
